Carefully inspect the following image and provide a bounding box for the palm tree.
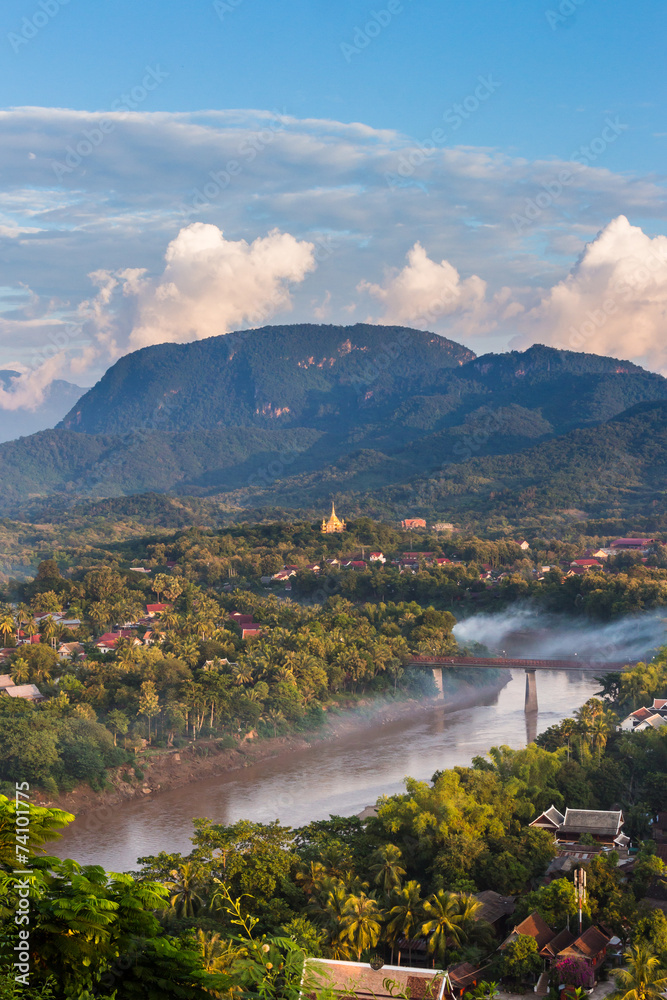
[387,880,423,966]
[370,844,406,895]
[232,663,253,687]
[165,862,205,919]
[174,637,200,668]
[340,893,382,961]
[613,943,667,1000]
[422,890,465,965]
[0,611,16,646]
[162,611,182,631]
[10,658,30,684]
[32,660,53,686]
[296,860,328,897]
[266,708,285,737]
[195,929,241,974]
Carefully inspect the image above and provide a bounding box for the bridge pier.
[432,667,444,699]
[525,669,538,713]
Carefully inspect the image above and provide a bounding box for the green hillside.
[1,325,666,524]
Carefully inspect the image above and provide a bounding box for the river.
[51,667,602,872]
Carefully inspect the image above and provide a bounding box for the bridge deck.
[410,655,633,672]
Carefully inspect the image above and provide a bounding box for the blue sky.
[3,0,665,171]
[0,0,667,415]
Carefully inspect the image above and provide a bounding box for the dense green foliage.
[1,656,667,996]
[3,512,667,792]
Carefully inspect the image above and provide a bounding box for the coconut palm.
[32,660,53,686]
[387,881,423,966]
[613,943,667,1000]
[266,707,285,737]
[0,611,16,646]
[340,892,382,961]
[165,862,205,919]
[10,658,30,684]
[369,844,406,895]
[421,890,465,965]
[232,663,253,687]
[173,637,200,667]
[296,860,328,897]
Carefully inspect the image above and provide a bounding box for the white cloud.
[358,242,522,334]
[88,222,317,357]
[0,106,666,416]
[517,215,667,370]
[0,354,67,411]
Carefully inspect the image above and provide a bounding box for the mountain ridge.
[0,323,665,524]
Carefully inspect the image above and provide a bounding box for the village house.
[530,806,629,851]
[369,552,386,563]
[500,911,555,954]
[242,625,264,639]
[634,713,667,732]
[516,540,530,550]
[400,518,427,529]
[500,911,611,988]
[58,641,85,659]
[472,890,516,935]
[272,568,297,582]
[556,926,611,984]
[95,629,140,652]
[146,603,172,617]
[0,675,44,701]
[610,537,654,552]
[432,522,454,532]
[570,559,603,571]
[651,811,667,856]
[304,958,448,1000]
[620,699,667,731]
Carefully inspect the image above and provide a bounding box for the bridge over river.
[409,655,635,711]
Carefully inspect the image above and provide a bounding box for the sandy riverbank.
[37,671,510,819]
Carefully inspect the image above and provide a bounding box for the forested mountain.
[59,323,475,435]
[0,323,666,525]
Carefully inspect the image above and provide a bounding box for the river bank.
[39,671,511,820]
[50,667,603,871]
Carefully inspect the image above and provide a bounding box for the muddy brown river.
[51,668,602,872]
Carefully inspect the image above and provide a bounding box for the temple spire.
[321,499,346,533]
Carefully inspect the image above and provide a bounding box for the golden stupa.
[321,501,346,533]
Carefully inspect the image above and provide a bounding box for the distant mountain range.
[1,323,667,527]
[0,372,87,444]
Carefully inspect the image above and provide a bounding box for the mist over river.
[52,667,604,872]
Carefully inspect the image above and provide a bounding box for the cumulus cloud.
[88,222,317,356]
[519,215,667,370]
[1,106,667,418]
[358,242,522,334]
[0,354,67,411]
